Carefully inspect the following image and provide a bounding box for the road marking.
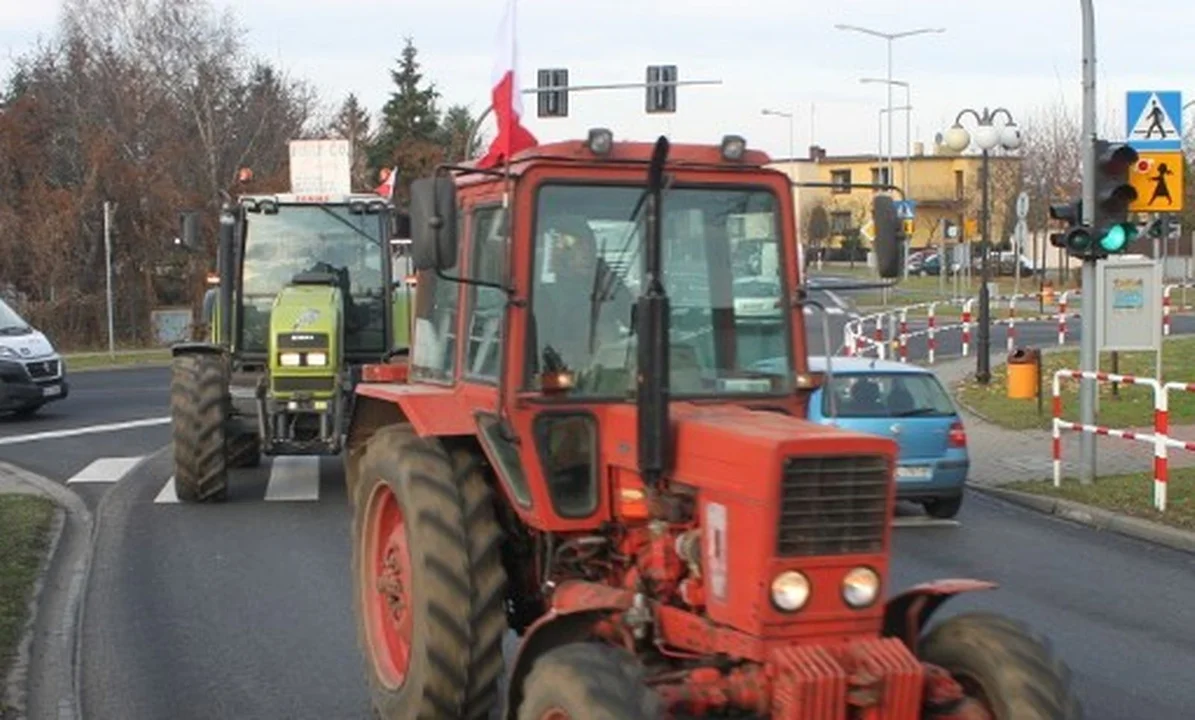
[66,456,145,483]
[155,477,179,504]
[264,456,321,502]
[0,417,170,446]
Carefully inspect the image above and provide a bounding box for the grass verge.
[955,337,1195,431]
[0,494,55,707]
[1004,468,1195,532]
[63,349,171,371]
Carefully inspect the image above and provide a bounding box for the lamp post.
[761,108,795,161]
[861,78,911,197]
[835,24,944,184]
[941,107,1023,385]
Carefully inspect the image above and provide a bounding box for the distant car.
[804,356,969,519]
[732,276,782,318]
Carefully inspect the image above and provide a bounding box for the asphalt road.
[77,453,1195,719]
[0,366,170,509]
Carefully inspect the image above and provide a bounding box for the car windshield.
[823,373,957,418]
[240,204,386,356]
[0,298,28,331]
[528,183,790,397]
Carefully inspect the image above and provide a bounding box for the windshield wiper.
[892,407,941,417]
[0,325,30,335]
[314,204,382,247]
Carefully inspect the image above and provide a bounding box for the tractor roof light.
[721,135,747,161]
[587,128,614,156]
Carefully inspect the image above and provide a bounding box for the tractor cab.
[343,132,1079,720]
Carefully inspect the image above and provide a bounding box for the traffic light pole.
[976,149,992,384]
[1079,0,1097,484]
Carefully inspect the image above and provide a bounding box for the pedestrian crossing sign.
[1126,90,1183,151]
[1128,151,1184,212]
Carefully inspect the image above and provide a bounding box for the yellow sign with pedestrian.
[1129,151,1184,212]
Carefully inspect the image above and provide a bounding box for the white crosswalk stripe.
[65,453,328,503]
[66,456,146,483]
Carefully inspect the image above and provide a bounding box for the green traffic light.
[1098,223,1137,252]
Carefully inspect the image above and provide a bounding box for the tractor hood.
[270,284,342,336]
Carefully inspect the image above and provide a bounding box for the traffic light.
[646,65,678,113]
[1091,139,1139,254]
[1048,199,1095,255]
[536,68,569,118]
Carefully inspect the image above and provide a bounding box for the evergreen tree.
[333,93,373,190]
[439,104,483,162]
[370,37,441,171]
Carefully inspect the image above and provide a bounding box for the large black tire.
[450,449,511,720]
[923,493,962,520]
[918,612,1082,719]
[225,420,261,469]
[170,353,229,503]
[516,643,662,720]
[351,425,478,719]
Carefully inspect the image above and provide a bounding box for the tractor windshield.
[240,205,387,356]
[528,183,792,397]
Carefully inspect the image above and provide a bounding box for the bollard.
[898,309,909,363]
[927,302,937,364]
[962,299,973,357]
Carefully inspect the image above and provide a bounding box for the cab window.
[464,206,507,381]
[410,211,464,383]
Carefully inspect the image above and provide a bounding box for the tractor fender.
[170,341,225,358]
[503,581,637,720]
[882,578,998,651]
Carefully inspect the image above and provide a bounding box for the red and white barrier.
[961,299,973,357]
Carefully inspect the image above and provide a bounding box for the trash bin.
[1007,347,1040,399]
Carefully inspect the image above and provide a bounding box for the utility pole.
[1079,0,1097,483]
[104,201,115,359]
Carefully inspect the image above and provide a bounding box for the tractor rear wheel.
[351,425,478,719]
[170,353,229,503]
[918,612,1082,719]
[516,643,662,720]
[225,418,261,469]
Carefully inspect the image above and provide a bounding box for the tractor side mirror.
[871,195,901,280]
[177,210,200,251]
[409,176,458,271]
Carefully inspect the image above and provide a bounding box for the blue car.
[804,356,970,519]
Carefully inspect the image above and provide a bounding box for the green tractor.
[172,187,409,502]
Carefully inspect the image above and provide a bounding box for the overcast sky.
[3,1,1193,159]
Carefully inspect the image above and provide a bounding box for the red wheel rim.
[361,480,415,689]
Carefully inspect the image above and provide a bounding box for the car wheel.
[924,494,962,519]
[12,403,43,418]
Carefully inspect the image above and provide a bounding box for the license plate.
[42,385,61,397]
[896,465,932,480]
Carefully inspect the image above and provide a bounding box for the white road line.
[0,417,170,446]
[66,456,145,484]
[155,477,179,504]
[264,456,321,502]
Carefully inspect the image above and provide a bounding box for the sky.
[2,0,1194,160]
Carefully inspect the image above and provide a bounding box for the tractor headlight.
[306,351,328,366]
[279,352,302,367]
[842,567,880,608]
[770,570,811,612]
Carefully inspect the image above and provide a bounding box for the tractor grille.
[25,360,60,380]
[273,376,336,393]
[276,332,329,350]
[776,454,888,557]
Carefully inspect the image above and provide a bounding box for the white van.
[0,297,68,416]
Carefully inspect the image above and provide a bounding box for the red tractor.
[344,133,1080,719]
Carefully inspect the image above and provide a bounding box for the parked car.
[0,297,69,417]
[804,356,969,519]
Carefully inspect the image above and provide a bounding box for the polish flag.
[476,0,538,169]
[374,166,397,199]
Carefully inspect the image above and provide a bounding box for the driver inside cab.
[532,214,633,375]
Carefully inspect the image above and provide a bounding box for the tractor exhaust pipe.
[217,207,236,348]
[637,136,671,489]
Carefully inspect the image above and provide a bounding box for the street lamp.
[941,106,1023,385]
[861,78,911,197]
[761,108,795,162]
[835,23,945,184]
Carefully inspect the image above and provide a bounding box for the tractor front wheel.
[170,353,229,503]
[516,643,662,720]
[351,425,476,719]
[918,612,1082,719]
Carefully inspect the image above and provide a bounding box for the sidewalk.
[931,352,1195,486]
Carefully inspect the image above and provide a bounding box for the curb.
[0,464,93,720]
[64,360,170,374]
[969,483,1195,555]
